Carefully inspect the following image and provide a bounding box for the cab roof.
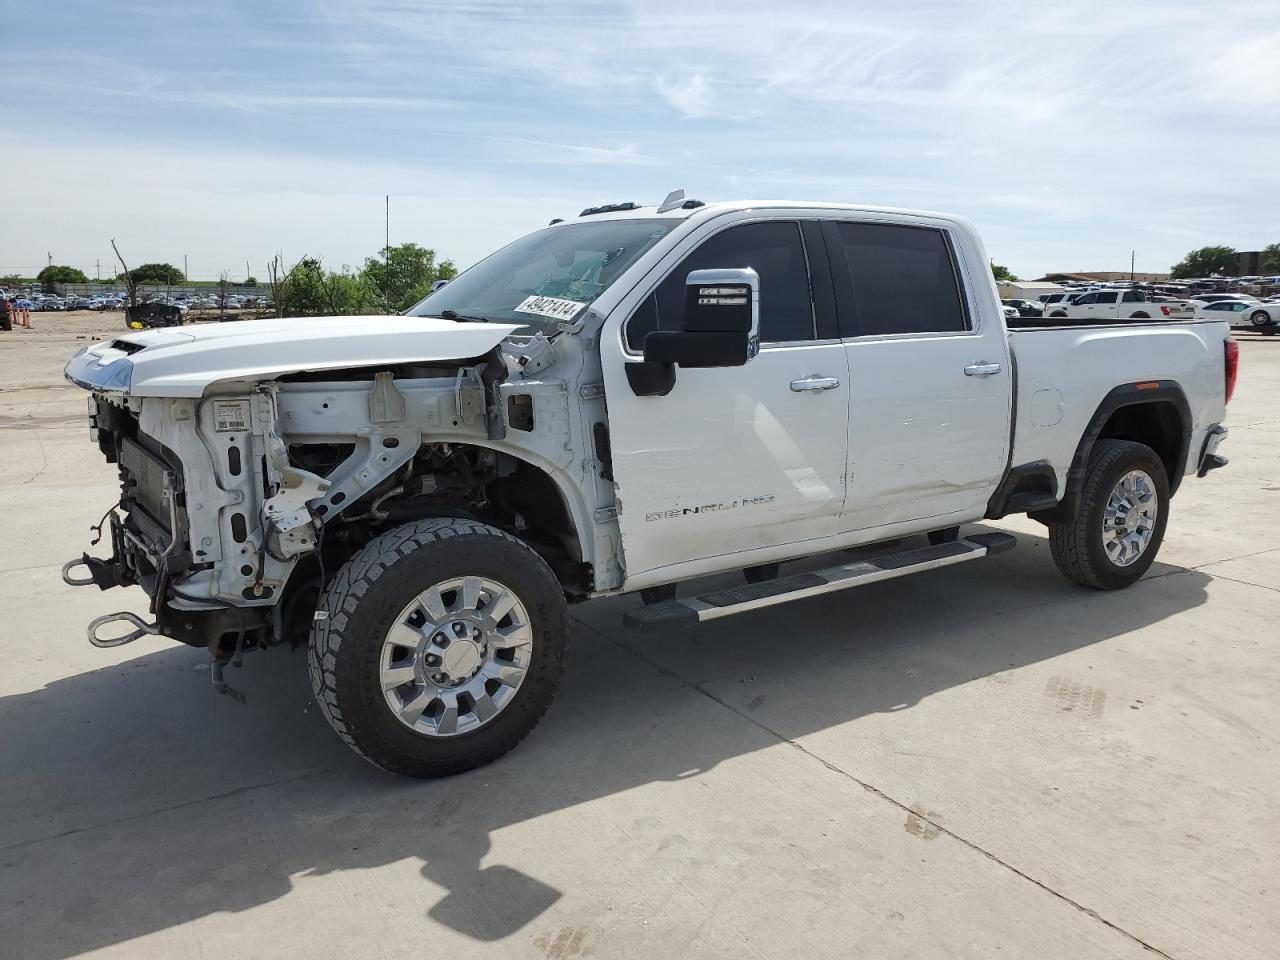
[560,198,964,225]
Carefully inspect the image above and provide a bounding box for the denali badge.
[645,494,775,522]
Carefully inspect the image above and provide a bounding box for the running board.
[623,533,1016,633]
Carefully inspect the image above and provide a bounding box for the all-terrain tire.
[308,517,568,778]
[1049,439,1170,590]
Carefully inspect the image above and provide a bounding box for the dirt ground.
[1,315,1278,960]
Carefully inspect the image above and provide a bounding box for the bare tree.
[110,238,137,307]
[217,270,231,315]
[267,252,306,319]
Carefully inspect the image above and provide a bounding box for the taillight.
[1160,305,1171,316]
[1225,338,1239,404]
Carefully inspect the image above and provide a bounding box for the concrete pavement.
[1,316,1277,959]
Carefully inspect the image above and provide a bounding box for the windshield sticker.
[514,295,586,322]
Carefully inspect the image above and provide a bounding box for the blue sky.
[2,0,1276,280]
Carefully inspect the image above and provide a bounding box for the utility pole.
[96,259,100,281]
[47,252,52,268]
[184,254,188,283]
[1131,250,1136,283]
[384,194,391,313]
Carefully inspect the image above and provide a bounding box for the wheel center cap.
[440,639,482,680]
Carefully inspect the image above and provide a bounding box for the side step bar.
[623,532,1016,633]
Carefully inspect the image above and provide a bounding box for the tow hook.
[61,554,126,591]
[86,611,162,648]
[61,558,97,586]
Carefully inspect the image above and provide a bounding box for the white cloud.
[653,73,713,119]
[479,136,658,165]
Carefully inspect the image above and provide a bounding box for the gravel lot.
[1,315,1278,960]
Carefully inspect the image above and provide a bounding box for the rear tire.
[1048,440,1169,590]
[308,517,568,778]
[1250,310,1273,327]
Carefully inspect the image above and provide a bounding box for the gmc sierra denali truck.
[62,193,1237,777]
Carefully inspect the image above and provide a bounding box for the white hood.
[65,315,520,398]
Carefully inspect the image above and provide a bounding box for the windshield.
[407,218,677,334]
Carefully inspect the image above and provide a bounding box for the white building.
[997,280,1063,300]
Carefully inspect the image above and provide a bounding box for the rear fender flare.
[1033,380,1191,524]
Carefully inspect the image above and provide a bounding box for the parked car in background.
[1039,292,1083,312]
[1002,304,1019,322]
[1195,299,1277,330]
[1002,298,1043,317]
[1043,289,1192,320]
[1189,294,1251,307]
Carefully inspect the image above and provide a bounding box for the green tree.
[244,276,258,286]
[1,273,26,287]
[37,265,89,292]
[280,258,331,316]
[1260,243,1280,274]
[319,267,376,316]
[129,262,185,285]
[991,263,1019,282]
[280,259,375,317]
[1170,246,1238,279]
[360,243,457,313]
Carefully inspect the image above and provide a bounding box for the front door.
[820,218,1012,531]
[602,218,851,587]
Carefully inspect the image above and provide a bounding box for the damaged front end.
[62,393,275,659]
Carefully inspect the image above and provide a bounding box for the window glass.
[625,221,814,350]
[1121,291,1138,302]
[408,218,677,335]
[1096,292,1119,304]
[832,223,967,335]
[1075,293,1096,304]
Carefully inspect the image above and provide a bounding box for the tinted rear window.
[830,222,968,336]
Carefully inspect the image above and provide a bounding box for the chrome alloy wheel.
[380,576,533,737]
[1102,470,1159,567]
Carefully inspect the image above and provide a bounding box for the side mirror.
[642,268,760,368]
[431,279,450,293]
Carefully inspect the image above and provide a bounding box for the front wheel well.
[288,441,590,597]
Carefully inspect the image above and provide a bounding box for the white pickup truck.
[63,195,1237,777]
[1043,287,1193,320]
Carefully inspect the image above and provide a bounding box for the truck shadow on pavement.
[0,529,1211,956]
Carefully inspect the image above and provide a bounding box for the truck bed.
[1007,314,1205,330]
[1007,318,1230,491]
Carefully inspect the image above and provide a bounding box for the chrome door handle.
[963,362,1001,378]
[790,376,841,392]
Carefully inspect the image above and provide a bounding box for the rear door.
[822,218,1012,531]
[1093,291,1120,318]
[1120,291,1149,317]
[603,217,851,585]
